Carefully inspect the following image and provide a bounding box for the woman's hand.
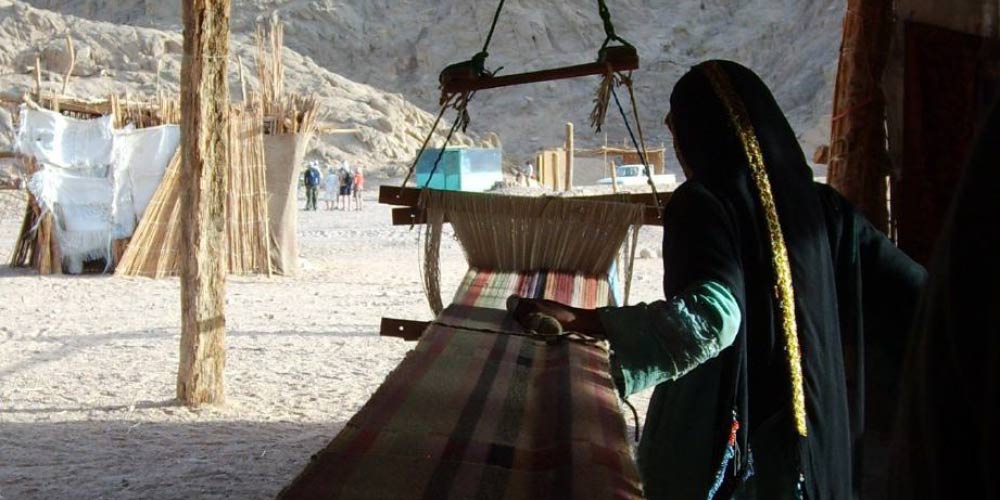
[508,296,606,338]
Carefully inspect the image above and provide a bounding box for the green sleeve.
[597,280,741,397]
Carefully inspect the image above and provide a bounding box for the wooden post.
[610,161,619,193]
[36,212,52,275]
[827,0,892,232]
[155,58,163,95]
[34,56,42,101]
[177,0,231,406]
[605,132,619,193]
[61,34,75,96]
[237,54,247,102]
[565,122,574,191]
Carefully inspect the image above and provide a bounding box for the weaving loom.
[279,3,665,497]
[278,187,665,499]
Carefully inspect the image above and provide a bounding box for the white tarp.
[16,105,179,273]
[111,125,180,236]
[28,168,114,273]
[16,106,114,169]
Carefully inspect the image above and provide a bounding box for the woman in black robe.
[512,60,925,498]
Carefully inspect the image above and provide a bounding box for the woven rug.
[278,270,642,499]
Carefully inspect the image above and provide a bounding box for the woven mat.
[278,270,642,499]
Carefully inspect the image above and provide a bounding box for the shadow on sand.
[0,418,346,499]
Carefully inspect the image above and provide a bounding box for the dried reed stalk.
[115,150,183,278]
[116,103,271,278]
[252,18,323,136]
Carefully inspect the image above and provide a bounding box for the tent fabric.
[16,106,179,273]
[263,133,310,275]
[27,167,114,272]
[111,125,181,236]
[15,106,114,169]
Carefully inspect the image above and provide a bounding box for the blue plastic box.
[414,148,503,192]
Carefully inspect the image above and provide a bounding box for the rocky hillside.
[5,0,845,174]
[0,0,483,175]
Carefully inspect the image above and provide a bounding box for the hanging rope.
[480,0,507,59]
[597,0,634,49]
[611,81,662,215]
[420,92,476,190]
[620,73,661,215]
[399,97,455,191]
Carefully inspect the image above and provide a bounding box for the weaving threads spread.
[418,189,644,315]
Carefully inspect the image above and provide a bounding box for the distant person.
[523,160,535,184]
[323,167,339,211]
[352,166,365,211]
[338,161,353,211]
[303,161,321,211]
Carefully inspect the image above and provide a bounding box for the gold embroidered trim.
[701,62,808,437]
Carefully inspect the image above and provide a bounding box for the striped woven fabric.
[452,268,616,310]
[279,270,643,500]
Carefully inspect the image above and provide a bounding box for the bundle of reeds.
[252,19,323,136]
[254,19,285,108]
[116,102,272,278]
[112,93,181,128]
[255,93,322,136]
[225,102,272,275]
[8,155,60,273]
[113,150,183,278]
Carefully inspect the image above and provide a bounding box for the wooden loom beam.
[439,45,638,95]
[379,185,668,226]
[379,317,430,341]
[378,183,669,339]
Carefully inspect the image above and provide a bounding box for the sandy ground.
[0,185,662,499]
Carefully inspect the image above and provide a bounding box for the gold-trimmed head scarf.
[699,62,807,437]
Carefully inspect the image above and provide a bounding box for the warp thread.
[418,189,644,315]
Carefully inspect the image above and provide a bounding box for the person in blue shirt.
[303,161,321,211]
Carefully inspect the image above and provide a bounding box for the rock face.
[3,0,844,175]
[0,0,479,175]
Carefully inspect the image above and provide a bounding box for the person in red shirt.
[352,166,365,211]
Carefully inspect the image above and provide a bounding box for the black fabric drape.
[889,101,1000,499]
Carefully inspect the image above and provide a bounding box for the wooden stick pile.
[112,93,181,128]
[8,155,61,273]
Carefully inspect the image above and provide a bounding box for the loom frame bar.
[439,45,639,95]
[379,185,668,226]
[379,317,430,341]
